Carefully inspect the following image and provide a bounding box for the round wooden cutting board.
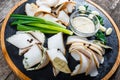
[1,0,120,80]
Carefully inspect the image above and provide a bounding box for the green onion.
[11,14,66,28]
[27,23,73,35]
[11,14,73,35]
[95,30,106,44]
[17,24,59,34]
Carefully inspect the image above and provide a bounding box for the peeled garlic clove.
[106,27,113,36]
[91,11,99,15]
[88,14,94,19]
[78,6,86,11]
[100,25,106,32]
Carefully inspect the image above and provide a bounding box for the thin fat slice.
[86,52,98,77]
[71,64,81,76]
[27,31,45,44]
[7,33,39,49]
[66,36,88,45]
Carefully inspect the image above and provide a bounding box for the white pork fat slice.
[47,49,67,63]
[57,10,69,26]
[7,33,39,49]
[28,31,45,44]
[48,32,65,54]
[23,44,43,69]
[25,3,40,16]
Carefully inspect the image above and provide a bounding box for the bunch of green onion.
[11,14,73,35]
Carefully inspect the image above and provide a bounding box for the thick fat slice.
[7,33,39,49]
[39,5,51,13]
[27,31,45,44]
[25,3,40,16]
[57,10,69,26]
[23,44,43,69]
[48,32,65,54]
[65,1,76,13]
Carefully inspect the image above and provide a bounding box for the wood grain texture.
[0,0,120,80]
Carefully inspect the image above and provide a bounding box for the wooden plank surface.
[0,0,119,80]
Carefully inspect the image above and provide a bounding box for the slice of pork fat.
[27,31,45,44]
[47,49,71,75]
[36,0,59,7]
[23,44,49,70]
[71,50,89,76]
[66,36,104,55]
[57,10,69,26]
[43,14,59,22]
[7,33,39,49]
[25,3,40,16]
[48,32,65,55]
[23,44,43,69]
[55,0,68,7]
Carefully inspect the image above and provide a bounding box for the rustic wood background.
[0,0,120,80]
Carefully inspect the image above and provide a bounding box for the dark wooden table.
[0,0,120,80]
